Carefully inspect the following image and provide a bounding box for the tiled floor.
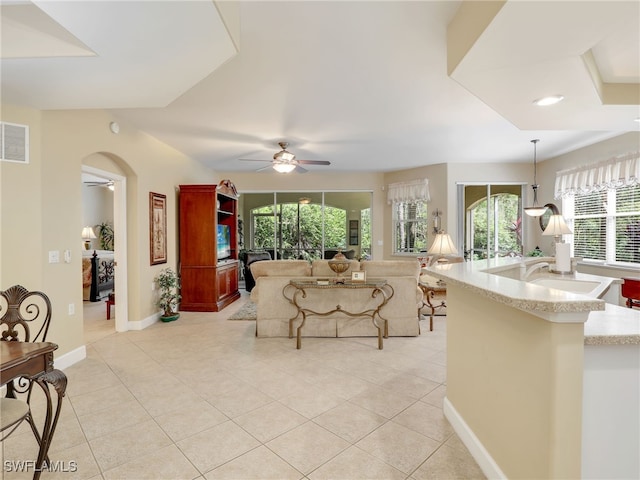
[1,292,485,479]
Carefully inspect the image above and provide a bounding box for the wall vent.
[1,122,30,164]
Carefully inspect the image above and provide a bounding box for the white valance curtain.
[386,178,430,204]
[554,151,640,199]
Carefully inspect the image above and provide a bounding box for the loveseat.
[249,259,422,339]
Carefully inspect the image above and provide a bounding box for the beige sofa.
[250,259,422,339]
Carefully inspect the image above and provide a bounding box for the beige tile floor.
[1,292,485,480]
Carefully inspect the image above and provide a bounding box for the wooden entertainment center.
[178,183,240,311]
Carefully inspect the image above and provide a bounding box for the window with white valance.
[555,152,640,266]
[388,179,430,254]
[554,151,639,199]
[386,178,430,204]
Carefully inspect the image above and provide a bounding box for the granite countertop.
[425,257,640,345]
[425,257,604,321]
[585,303,640,345]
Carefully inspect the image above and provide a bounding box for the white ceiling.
[2,0,639,173]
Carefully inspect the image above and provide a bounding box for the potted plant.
[155,267,181,322]
[97,221,114,250]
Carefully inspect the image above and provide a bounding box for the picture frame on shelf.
[149,192,167,265]
[351,271,366,283]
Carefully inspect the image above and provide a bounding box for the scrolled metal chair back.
[0,285,52,342]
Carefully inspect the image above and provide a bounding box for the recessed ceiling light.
[533,95,564,106]
[634,117,640,123]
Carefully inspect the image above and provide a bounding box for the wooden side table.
[419,281,446,331]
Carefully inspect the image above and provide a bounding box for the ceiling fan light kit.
[240,141,331,174]
[273,163,296,173]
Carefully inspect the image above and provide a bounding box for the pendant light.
[524,139,548,217]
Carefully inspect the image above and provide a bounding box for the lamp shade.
[427,232,458,256]
[542,215,572,236]
[81,226,97,240]
[524,205,548,217]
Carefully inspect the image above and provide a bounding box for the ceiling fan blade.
[294,165,308,173]
[296,160,331,166]
[239,158,271,162]
[255,164,274,172]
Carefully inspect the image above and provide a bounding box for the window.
[387,178,431,255]
[243,191,372,260]
[457,183,525,260]
[563,184,640,265]
[392,201,429,254]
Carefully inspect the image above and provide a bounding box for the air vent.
[1,122,29,164]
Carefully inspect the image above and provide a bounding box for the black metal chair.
[243,251,273,292]
[1,285,67,480]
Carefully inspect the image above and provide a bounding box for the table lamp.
[542,214,573,273]
[427,231,458,264]
[82,226,97,250]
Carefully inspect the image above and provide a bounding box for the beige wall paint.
[1,106,43,290]
[1,105,215,357]
[447,285,584,478]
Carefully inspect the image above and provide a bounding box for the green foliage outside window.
[252,203,348,260]
[469,193,521,259]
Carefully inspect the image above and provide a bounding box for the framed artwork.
[150,192,167,265]
[351,271,366,283]
[349,219,359,245]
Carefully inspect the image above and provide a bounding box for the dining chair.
[1,284,66,479]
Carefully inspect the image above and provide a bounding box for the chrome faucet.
[521,262,550,280]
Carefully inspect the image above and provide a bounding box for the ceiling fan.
[239,142,331,173]
[84,180,115,190]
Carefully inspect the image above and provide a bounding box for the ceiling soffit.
[0,0,238,109]
[448,0,640,131]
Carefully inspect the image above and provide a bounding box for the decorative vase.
[328,249,351,283]
[160,313,180,322]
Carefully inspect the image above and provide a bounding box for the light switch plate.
[48,250,60,263]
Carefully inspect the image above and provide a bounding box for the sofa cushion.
[311,259,360,277]
[250,260,311,279]
[360,260,420,278]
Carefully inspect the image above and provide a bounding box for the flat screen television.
[217,224,231,260]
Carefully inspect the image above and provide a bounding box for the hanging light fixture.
[273,162,296,173]
[524,139,548,217]
[272,145,297,173]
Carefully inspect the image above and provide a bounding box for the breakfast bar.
[426,257,639,480]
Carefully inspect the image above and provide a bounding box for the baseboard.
[443,396,506,480]
[55,345,87,370]
[128,312,159,330]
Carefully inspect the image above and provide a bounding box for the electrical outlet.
[68,303,75,315]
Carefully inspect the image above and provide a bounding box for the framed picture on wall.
[150,192,167,265]
[349,219,359,245]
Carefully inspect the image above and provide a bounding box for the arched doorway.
[82,163,129,333]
